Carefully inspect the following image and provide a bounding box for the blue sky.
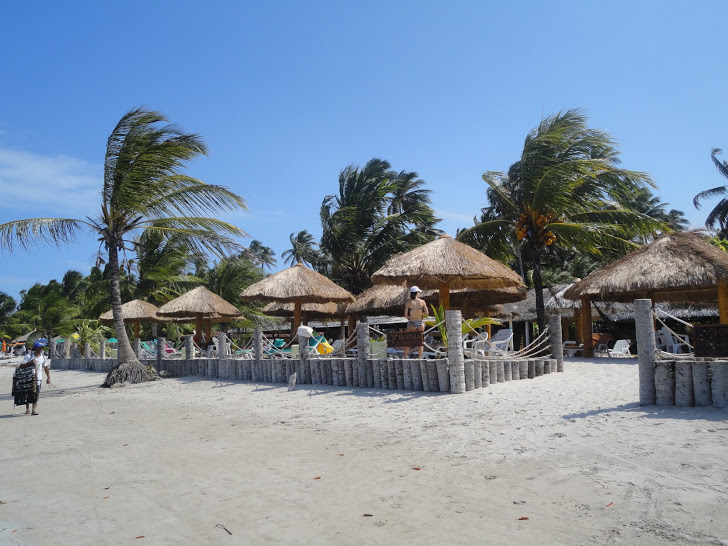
[1,1,727,303]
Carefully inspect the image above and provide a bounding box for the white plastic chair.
[487,328,514,355]
[607,339,632,358]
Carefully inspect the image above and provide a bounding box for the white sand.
[1,358,727,545]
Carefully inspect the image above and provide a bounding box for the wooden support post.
[482,360,490,386]
[719,282,728,324]
[496,360,505,383]
[184,335,194,361]
[439,281,451,311]
[473,361,482,389]
[503,360,511,381]
[574,309,582,344]
[580,297,593,358]
[635,299,657,406]
[693,360,712,406]
[548,314,564,372]
[510,361,519,381]
[655,360,675,405]
[711,361,728,408]
[675,360,695,407]
[489,361,497,384]
[446,310,465,393]
[464,361,474,391]
[156,336,165,370]
[356,322,369,388]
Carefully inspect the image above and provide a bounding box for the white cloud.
[0,148,101,218]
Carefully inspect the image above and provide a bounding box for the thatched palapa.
[240,263,354,330]
[262,301,346,320]
[371,234,525,309]
[99,299,161,338]
[157,286,244,342]
[564,232,728,308]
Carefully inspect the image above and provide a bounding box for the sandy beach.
[1,357,727,545]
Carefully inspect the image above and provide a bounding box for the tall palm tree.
[694,148,728,237]
[618,187,689,238]
[281,230,319,267]
[320,158,440,294]
[0,108,247,384]
[247,240,277,271]
[459,109,663,331]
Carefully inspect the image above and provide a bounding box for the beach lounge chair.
[563,341,584,357]
[607,339,632,358]
[486,329,514,355]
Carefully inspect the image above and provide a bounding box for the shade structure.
[346,284,526,318]
[371,234,525,309]
[563,232,728,310]
[157,286,244,342]
[99,299,161,339]
[240,263,355,330]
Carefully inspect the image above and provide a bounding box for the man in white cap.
[403,286,428,358]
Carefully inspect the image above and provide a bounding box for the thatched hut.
[156,286,243,342]
[99,299,160,339]
[564,232,728,355]
[240,263,354,331]
[262,301,346,322]
[371,234,525,309]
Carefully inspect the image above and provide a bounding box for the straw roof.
[563,232,728,303]
[262,301,346,319]
[346,284,527,316]
[240,263,355,304]
[371,234,524,290]
[156,286,242,318]
[157,312,246,324]
[99,300,160,324]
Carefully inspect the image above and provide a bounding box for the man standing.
[403,286,428,359]
[17,340,50,415]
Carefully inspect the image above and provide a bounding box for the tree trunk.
[532,249,546,333]
[102,244,156,387]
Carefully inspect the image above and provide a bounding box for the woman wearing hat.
[16,340,50,415]
[403,286,428,359]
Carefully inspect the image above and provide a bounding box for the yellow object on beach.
[317,340,334,355]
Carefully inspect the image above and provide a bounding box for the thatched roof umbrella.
[240,263,355,331]
[564,232,728,321]
[371,234,525,310]
[99,299,160,339]
[156,286,243,342]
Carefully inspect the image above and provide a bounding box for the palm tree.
[247,240,277,271]
[694,148,728,237]
[0,108,247,385]
[618,187,689,238]
[281,230,319,267]
[459,109,663,331]
[320,158,440,294]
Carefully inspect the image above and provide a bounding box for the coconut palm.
[459,109,664,331]
[320,158,440,294]
[694,148,728,237]
[281,230,319,267]
[0,108,247,385]
[618,187,689,238]
[247,240,277,271]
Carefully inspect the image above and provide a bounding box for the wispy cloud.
[0,148,101,218]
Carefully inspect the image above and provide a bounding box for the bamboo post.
[446,310,465,393]
[655,360,675,405]
[711,361,728,408]
[548,314,564,372]
[356,322,369,388]
[580,297,593,358]
[635,299,657,405]
[692,360,712,406]
[675,360,695,407]
[719,282,728,324]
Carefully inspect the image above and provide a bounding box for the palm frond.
[0,218,88,251]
